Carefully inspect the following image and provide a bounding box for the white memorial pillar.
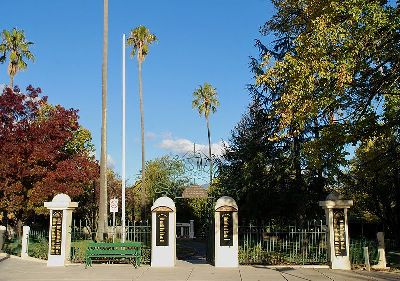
[319,192,353,270]
[21,226,30,258]
[151,196,176,267]
[44,194,78,267]
[214,196,238,267]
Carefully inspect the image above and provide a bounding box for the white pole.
[113,211,116,243]
[122,33,126,243]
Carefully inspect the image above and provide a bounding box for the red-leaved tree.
[0,86,99,227]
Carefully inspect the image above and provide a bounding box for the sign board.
[110,198,118,213]
[156,211,169,246]
[220,211,233,246]
[182,185,208,199]
[333,209,347,256]
[50,210,63,255]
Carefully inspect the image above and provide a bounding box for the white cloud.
[0,84,5,92]
[145,131,157,140]
[161,131,173,139]
[107,154,115,169]
[159,137,227,157]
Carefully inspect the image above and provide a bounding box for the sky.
[1,0,274,184]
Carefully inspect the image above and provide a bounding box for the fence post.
[189,220,194,239]
[363,246,371,271]
[21,226,30,258]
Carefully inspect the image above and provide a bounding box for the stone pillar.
[372,232,389,270]
[189,220,194,239]
[151,196,176,267]
[319,192,353,270]
[0,225,6,253]
[44,194,78,267]
[214,196,238,268]
[21,226,30,258]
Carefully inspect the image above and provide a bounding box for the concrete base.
[331,257,351,270]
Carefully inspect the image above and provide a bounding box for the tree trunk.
[8,62,14,88]
[206,116,213,185]
[138,60,146,217]
[98,0,108,241]
[9,74,14,88]
[293,134,302,191]
[313,119,324,197]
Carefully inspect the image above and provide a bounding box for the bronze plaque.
[333,209,347,256]
[220,212,233,246]
[50,210,63,255]
[182,186,208,199]
[156,211,169,246]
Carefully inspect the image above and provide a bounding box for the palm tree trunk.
[138,60,146,217]
[98,0,108,241]
[8,63,14,88]
[206,116,213,185]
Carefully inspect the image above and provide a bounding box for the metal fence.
[349,238,378,266]
[70,219,152,263]
[239,220,327,265]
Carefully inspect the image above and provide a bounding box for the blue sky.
[1,0,273,184]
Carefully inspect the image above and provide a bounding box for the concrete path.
[1,255,400,281]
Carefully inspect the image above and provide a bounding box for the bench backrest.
[87,242,142,249]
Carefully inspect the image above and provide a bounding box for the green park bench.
[85,242,143,268]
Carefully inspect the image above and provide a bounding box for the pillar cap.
[319,200,353,208]
[325,192,343,200]
[215,196,238,211]
[151,196,176,212]
[44,193,78,209]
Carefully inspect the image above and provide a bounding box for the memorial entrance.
[151,149,217,265]
[177,185,215,264]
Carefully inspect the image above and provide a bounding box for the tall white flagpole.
[122,33,126,242]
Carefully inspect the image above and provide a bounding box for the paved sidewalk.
[1,255,399,281]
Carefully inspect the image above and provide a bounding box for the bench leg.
[86,257,92,267]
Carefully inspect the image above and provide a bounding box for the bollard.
[21,226,30,258]
[363,246,370,271]
[0,226,6,253]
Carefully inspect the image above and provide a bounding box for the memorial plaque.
[182,185,208,199]
[220,211,233,246]
[156,211,169,246]
[50,210,63,255]
[333,209,346,256]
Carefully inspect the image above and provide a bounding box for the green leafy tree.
[192,83,220,184]
[257,0,399,138]
[98,0,109,240]
[127,26,157,214]
[216,97,320,223]
[343,95,400,239]
[0,28,35,87]
[131,156,189,219]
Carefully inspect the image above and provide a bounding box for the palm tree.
[127,26,157,215]
[98,0,108,240]
[0,28,35,88]
[192,83,220,184]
